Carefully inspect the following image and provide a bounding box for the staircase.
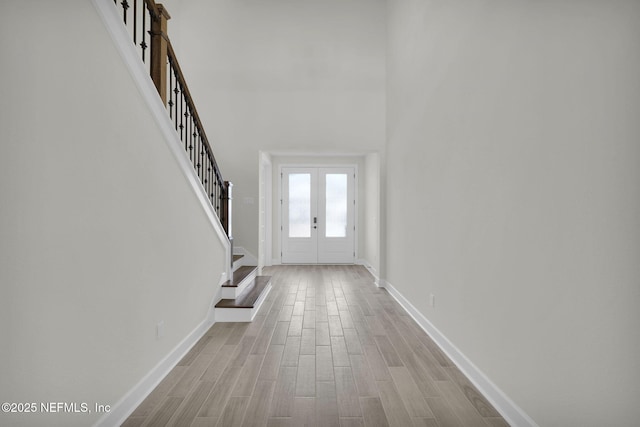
[215,254,272,322]
[106,0,272,323]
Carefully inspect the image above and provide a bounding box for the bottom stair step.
[214,276,272,322]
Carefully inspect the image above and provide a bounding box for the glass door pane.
[325,173,347,237]
[288,173,311,238]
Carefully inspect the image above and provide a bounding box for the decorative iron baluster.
[187,108,191,161]
[172,68,178,130]
[175,84,179,132]
[133,0,137,44]
[199,138,204,182]
[121,0,129,24]
[195,134,200,178]
[185,105,191,169]
[178,85,184,141]
[192,126,198,171]
[214,165,218,209]
[140,3,147,62]
[206,159,211,203]
[168,68,173,119]
[173,73,179,131]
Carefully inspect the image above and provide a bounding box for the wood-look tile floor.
[123,265,509,427]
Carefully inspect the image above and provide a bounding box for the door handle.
[313,217,317,229]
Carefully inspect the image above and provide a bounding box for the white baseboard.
[379,279,538,427]
[94,318,214,427]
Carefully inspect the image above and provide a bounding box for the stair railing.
[112,0,232,239]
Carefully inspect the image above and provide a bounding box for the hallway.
[123,265,507,427]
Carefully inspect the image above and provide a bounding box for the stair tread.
[233,254,244,262]
[222,265,257,287]
[215,276,271,309]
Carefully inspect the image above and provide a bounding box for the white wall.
[386,1,640,426]
[0,2,226,426]
[162,0,386,257]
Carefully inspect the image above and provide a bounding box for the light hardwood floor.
[123,265,509,427]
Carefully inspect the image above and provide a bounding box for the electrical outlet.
[430,294,435,308]
[156,321,165,339]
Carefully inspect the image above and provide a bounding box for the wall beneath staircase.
[0,1,226,426]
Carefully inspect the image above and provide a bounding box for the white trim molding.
[378,279,539,427]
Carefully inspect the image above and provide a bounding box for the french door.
[282,167,355,264]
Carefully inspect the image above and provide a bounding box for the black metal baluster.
[201,142,205,183]
[197,130,202,182]
[168,67,173,120]
[173,69,179,132]
[192,117,196,170]
[205,154,211,203]
[214,177,218,214]
[121,0,129,24]
[184,92,192,163]
[211,160,215,205]
[140,4,147,62]
[133,0,137,44]
[194,132,199,178]
[198,129,202,183]
[220,181,225,225]
[185,112,196,160]
[213,163,217,207]
[186,108,190,156]
[188,106,191,159]
[217,181,221,215]
[192,123,198,177]
[179,85,184,147]
[205,155,209,201]
[191,130,196,171]
[185,104,189,152]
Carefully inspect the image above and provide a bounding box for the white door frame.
[258,151,272,271]
[278,163,358,264]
